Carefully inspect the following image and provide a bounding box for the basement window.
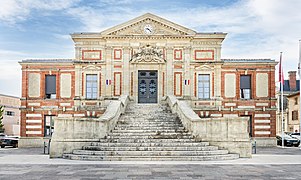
[45,75,56,99]
[5,111,15,116]
[240,75,251,99]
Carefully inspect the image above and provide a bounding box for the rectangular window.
[5,111,15,116]
[45,75,56,99]
[240,75,251,99]
[292,110,298,120]
[44,115,54,137]
[86,74,98,99]
[198,74,210,99]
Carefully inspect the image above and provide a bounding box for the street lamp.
[299,40,301,149]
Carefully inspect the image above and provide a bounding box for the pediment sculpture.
[130,45,166,64]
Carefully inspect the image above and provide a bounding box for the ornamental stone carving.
[130,44,166,64]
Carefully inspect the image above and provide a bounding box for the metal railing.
[43,138,51,154]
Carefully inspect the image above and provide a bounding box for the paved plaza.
[1,147,301,179]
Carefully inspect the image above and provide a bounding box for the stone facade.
[0,94,20,136]
[287,92,300,132]
[19,13,277,146]
[276,71,300,135]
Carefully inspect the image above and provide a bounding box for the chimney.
[288,71,297,91]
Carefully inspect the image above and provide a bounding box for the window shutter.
[46,75,56,94]
[240,75,251,89]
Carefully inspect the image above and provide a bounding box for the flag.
[279,52,284,84]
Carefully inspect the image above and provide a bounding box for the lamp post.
[299,40,301,149]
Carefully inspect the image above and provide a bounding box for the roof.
[99,13,197,36]
[287,91,300,98]
[222,59,275,63]
[283,80,300,91]
[0,94,20,99]
[20,59,74,63]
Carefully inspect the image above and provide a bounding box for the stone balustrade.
[166,95,252,158]
[50,95,129,158]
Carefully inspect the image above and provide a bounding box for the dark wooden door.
[138,70,157,103]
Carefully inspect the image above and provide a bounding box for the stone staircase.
[63,103,239,161]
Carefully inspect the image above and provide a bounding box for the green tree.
[0,106,4,133]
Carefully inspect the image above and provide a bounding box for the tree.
[0,106,4,133]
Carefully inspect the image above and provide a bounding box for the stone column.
[123,47,130,95]
[166,46,173,96]
[74,64,82,107]
[75,46,81,60]
[105,46,113,97]
[184,46,191,97]
[214,64,222,106]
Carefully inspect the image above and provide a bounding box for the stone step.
[64,154,239,161]
[83,146,219,151]
[117,119,180,122]
[116,123,183,127]
[106,134,193,139]
[114,126,186,130]
[63,102,238,161]
[112,129,188,133]
[91,141,209,146]
[72,149,230,156]
[109,130,191,135]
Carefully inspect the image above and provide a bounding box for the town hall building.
[19,13,277,147]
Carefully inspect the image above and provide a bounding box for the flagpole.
[299,40,301,149]
[280,52,284,148]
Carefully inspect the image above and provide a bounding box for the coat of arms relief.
[130,44,166,64]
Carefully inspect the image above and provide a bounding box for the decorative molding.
[195,65,214,71]
[194,50,214,60]
[130,44,166,64]
[114,49,122,60]
[82,50,102,60]
[100,13,196,36]
[82,65,101,71]
[174,49,182,60]
[174,72,182,96]
[114,72,122,96]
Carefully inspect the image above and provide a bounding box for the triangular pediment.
[101,13,196,36]
[195,65,214,71]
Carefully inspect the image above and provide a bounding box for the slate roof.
[222,59,275,63]
[283,80,300,91]
[21,59,74,63]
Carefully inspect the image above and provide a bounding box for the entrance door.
[138,70,157,103]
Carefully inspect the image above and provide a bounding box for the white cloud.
[0,0,80,25]
[0,60,21,97]
[1,0,301,96]
[0,49,27,61]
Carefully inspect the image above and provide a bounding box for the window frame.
[292,110,298,120]
[198,74,210,100]
[86,74,98,99]
[45,75,56,99]
[5,111,15,116]
[240,75,251,99]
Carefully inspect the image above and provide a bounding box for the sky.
[0,0,301,97]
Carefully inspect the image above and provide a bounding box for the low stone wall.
[167,95,252,158]
[19,137,51,148]
[50,95,129,158]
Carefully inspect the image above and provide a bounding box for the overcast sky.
[0,0,300,97]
